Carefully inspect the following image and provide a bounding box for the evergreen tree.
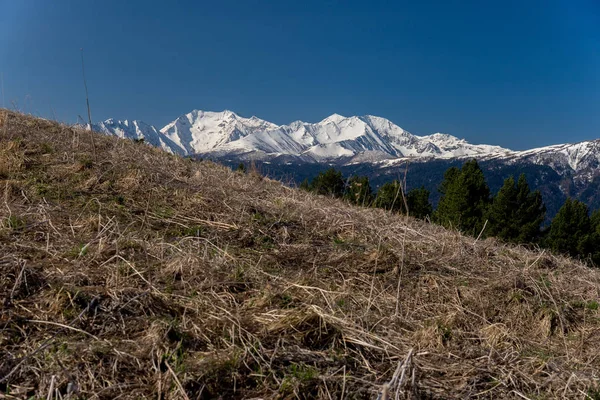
[406,186,433,219]
[299,178,311,191]
[434,160,491,235]
[586,209,600,266]
[373,180,404,212]
[486,174,545,243]
[438,166,460,196]
[545,198,591,259]
[310,168,345,198]
[236,162,247,173]
[433,167,460,224]
[514,174,546,242]
[344,175,373,206]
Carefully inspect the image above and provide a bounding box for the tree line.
[297,160,600,267]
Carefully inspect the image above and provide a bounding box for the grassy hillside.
[1,110,600,399]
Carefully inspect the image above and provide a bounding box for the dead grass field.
[1,109,600,399]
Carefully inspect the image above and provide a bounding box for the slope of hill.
[2,110,600,399]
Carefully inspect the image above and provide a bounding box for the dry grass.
[1,109,600,399]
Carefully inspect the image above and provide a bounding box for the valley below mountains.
[92,109,600,218]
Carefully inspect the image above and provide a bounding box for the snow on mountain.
[92,119,183,155]
[195,112,513,162]
[159,110,278,155]
[91,111,514,163]
[89,109,599,183]
[216,129,307,155]
[500,140,600,182]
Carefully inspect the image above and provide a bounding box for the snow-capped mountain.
[91,119,183,155]
[500,140,600,183]
[159,110,279,156]
[169,111,512,162]
[89,109,599,179]
[91,109,513,162]
[87,109,600,218]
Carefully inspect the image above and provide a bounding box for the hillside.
[1,110,600,399]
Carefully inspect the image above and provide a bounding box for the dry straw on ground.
[1,109,600,399]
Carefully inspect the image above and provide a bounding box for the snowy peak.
[87,109,600,187]
[186,111,514,162]
[92,119,183,155]
[319,113,346,125]
[91,110,515,162]
[159,109,278,155]
[89,109,600,180]
[502,139,600,180]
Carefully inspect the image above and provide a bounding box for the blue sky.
[1,0,598,150]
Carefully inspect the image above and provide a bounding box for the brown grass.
[1,109,600,399]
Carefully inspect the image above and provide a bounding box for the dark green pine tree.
[406,186,433,219]
[299,178,311,191]
[486,174,545,244]
[433,167,460,223]
[514,174,546,243]
[236,162,247,173]
[545,198,591,259]
[373,180,404,213]
[589,210,600,266]
[310,168,345,198]
[344,175,374,206]
[434,160,491,236]
[486,176,518,240]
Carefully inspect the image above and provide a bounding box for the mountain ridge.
[90,109,600,180]
[91,109,515,160]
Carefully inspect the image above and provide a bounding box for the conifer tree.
[373,180,404,212]
[310,168,345,198]
[236,162,247,173]
[344,175,373,206]
[299,178,311,191]
[486,174,545,243]
[545,198,591,259]
[434,160,490,235]
[586,209,600,266]
[406,186,433,219]
[514,174,546,242]
[433,167,460,223]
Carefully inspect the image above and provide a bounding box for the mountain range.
[92,110,514,161]
[89,109,600,218]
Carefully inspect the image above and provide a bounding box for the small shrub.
[40,142,54,154]
[77,156,94,170]
[66,243,89,258]
[5,215,26,230]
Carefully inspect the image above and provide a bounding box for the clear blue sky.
[1,0,598,150]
